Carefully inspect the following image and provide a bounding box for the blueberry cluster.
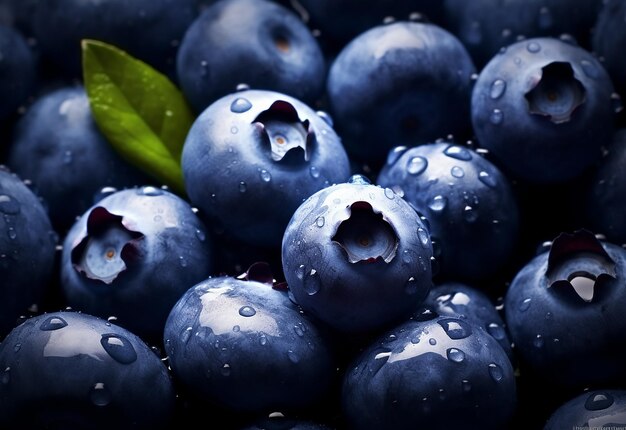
[1,0,626,429]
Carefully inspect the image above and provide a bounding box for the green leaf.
[81,39,194,196]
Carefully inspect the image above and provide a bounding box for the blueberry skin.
[326,21,476,168]
[424,281,514,363]
[0,167,57,337]
[592,0,626,101]
[281,177,434,335]
[61,186,213,342]
[584,129,626,245]
[163,276,336,415]
[176,0,326,114]
[29,0,197,80]
[504,230,626,390]
[342,313,517,430]
[0,24,36,121]
[544,389,626,429]
[295,0,445,51]
[0,311,176,430]
[471,36,615,184]
[181,89,351,248]
[377,142,520,282]
[7,85,149,234]
[444,0,603,68]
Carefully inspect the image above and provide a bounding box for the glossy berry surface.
[471,36,615,184]
[592,0,626,101]
[544,389,626,429]
[342,312,517,430]
[181,88,350,248]
[504,230,626,390]
[60,186,213,342]
[326,20,476,168]
[0,167,57,337]
[163,270,336,416]
[0,311,176,430]
[176,0,326,114]
[7,85,149,233]
[377,142,520,282]
[0,24,35,122]
[282,175,434,335]
[424,281,514,363]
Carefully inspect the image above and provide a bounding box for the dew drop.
[7,227,16,240]
[429,338,437,346]
[405,276,418,295]
[296,264,306,280]
[487,323,506,341]
[231,126,239,134]
[195,229,206,242]
[519,298,532,312]
[232,325,240,332]
[287,350,300,363]
[259,169,272,182]
[585,392,614,411]
[138,186,163,196]
[90,383,112,407]
[462,380,472,392]
[303,269,321,295]
[294,324,304,337]
[489,79,507,99]
[230,97,252,113]
[179,256,188,267]
[417,227,430,248]
[451,166,465,178]
[384,188,395,199]
[463,205,478,223]
[443,145,472,161]
[316,216,325,227]
[0,195,20,215]
[221,363,231,376]
[533,334,544,348]
[13,343,21,353]
[309,166,320,178]
[488,363,504,382]
[439,318,472,340]
[181,327,193,344]
[387,146,407,166]
[259,333,268,345]
[478,171,497,188]
[239,181,247,193]
[101,334,137,364]
[407,156,428,175]
[490,109,504,124]
[527,41,541,53]
[40,316,68,331]
[316,110,333,126]
[1,367,10,384]
[239,306,256,317]
[447,348,466,363]
[538,7,553,29]
[428,195,447,212]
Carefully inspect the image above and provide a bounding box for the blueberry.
[544,389,626,429]
[326,21,476,169]
[504,229,626,390]
[163,270,336,416]
[0,24,36,122]
[342,312,517,430]
[29,0,197,80]
[592,0,626,103]
[60,185,213,342]
[377,142,520,282]
[471,36,616,184]
[424,281,515,364]
[0,166,57,337]
[444,0,603,69]
[176,0,326,113]
[181,88,351,248]
[0,311,176,430]
[281,175,434,335]
[6,85,149,234]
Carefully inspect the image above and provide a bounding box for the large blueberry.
[471,36,615,184]
[326,21,476,169]
[424,281,514,363]
[181,89,350,248]
[0,24,36,122]
[443,0,603,68]
[504,229,626,390]
[29,0,197,80]
[0,311,176,429]
[281,175,434,335]
[163,272,336,416]
[584,129,626,245]
[342,312,517,430]
[6,85,149,234]
[176,0,326,114]
[60,186,213,342]
[0,167,57,337]
[544,389,626,429]
[377,142,520,282]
